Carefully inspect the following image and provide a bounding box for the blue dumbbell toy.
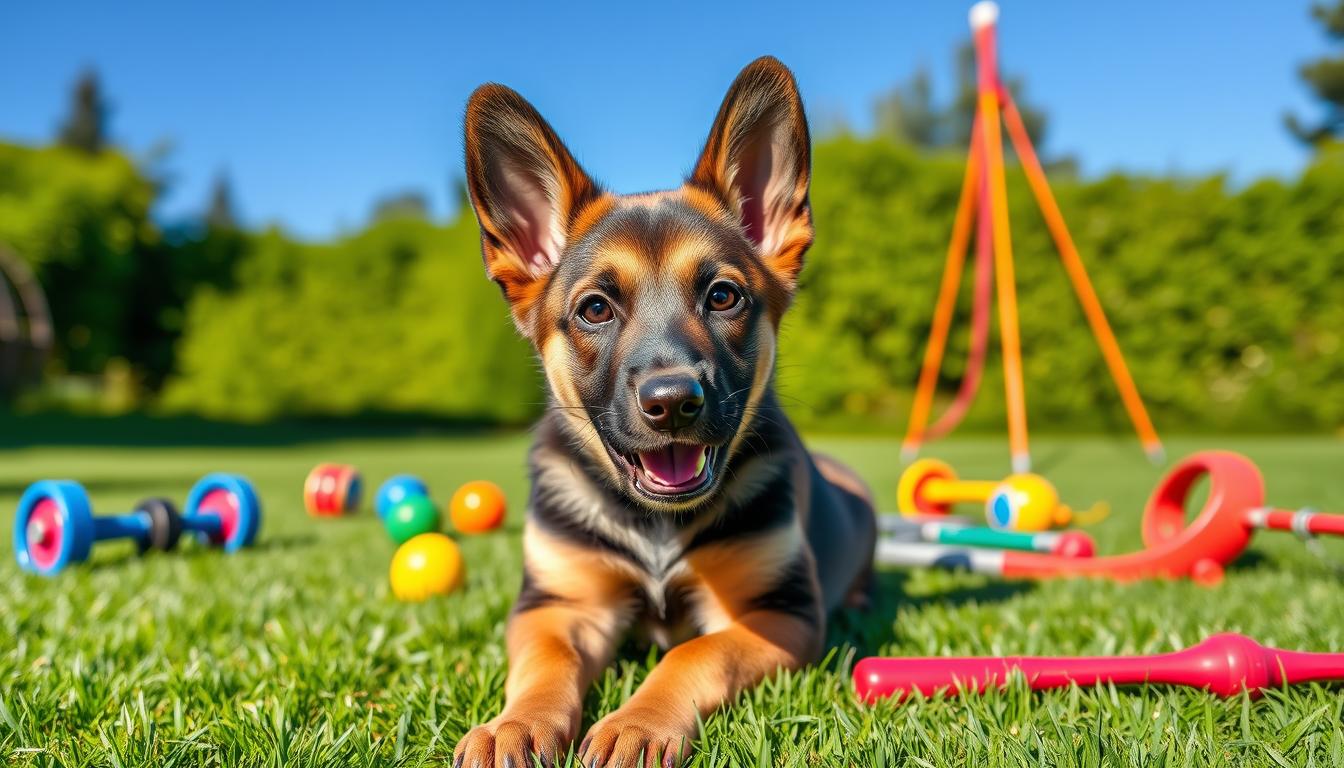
[375,474,430,519]
[14,473,262,576]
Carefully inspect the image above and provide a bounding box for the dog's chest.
[613,521,711,646]
[623,522,689,608]
[526,450,741,644]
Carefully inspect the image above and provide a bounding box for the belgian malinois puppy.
[456,56,876,768]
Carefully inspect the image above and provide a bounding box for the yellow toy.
[389,533,464,601]
[898,458,1077,532]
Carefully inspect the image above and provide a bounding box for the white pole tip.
[969,1,999,31]
[1011,453,1031,474]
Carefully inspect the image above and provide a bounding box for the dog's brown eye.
[578,296,614,325]
[706,282,742,313]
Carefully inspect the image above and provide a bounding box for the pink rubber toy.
[854,633,1344,702]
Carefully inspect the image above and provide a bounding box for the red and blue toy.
[15,473,261,577]
[304,463,362,516]
[376,474,429,520]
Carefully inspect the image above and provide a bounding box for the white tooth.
[696,448,707,476]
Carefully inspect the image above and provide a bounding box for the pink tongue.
[638,444,706,488]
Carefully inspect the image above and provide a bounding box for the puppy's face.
[464,57,813,511]
[538,192,788,508]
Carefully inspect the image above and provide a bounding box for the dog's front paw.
[454,710,572,768]
[578,706,695,768]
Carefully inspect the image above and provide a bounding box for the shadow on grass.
[832,550,1314,660]
[81,532,318,572]
[1232,550,1271,570]
[239,533,318,553]
[828,568,1035,658]
[596,566,1035,680]
[0,409,523,449]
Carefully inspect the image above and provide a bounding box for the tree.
[874,68,940,147]
[205,173,239,231]
[0,143,155,375]
[57,70,109,155]
[370,190,430,223]
[874,41,1048,152]
[1287,1,1344,145]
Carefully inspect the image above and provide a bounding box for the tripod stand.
[901,2,1163,472]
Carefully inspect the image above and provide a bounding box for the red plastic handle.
[1248,508,1344,537]
[855,633,1344,702]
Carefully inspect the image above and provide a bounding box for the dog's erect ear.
[464,84,601,311]
[690,57,813,286]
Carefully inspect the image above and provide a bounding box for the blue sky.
[1,1,1330,239]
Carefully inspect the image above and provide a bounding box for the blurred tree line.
[873,40,1048,156]
[2,7,1343,432]
[1287,2,1344,144]
[0,72,248,401]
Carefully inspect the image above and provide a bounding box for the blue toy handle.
[93,514,154,541]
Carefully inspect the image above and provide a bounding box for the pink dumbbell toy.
[15,474,261,576]
[855,633,1344,702]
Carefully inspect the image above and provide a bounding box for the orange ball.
[389,533,464,601]
[450,480,506,533]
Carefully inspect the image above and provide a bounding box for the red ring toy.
[304,463,362,517]
[1000,451,1263,583]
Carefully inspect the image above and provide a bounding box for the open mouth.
[614,443,716,498]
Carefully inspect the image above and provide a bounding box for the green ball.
[384,496,440,544]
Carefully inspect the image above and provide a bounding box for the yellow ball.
[390,533,464,601]
[986,473,1064,531]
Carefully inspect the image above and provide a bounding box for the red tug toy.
[304,463,362,516]
[855,633,1344,701]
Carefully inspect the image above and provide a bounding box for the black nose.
[637,374,705,431]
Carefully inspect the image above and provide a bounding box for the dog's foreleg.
[454,603,621,768]
[578,610,820,767]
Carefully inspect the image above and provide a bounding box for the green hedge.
[0,143,157,374]
[781,138,1344,433]
[7,136,1341,432]
[160,218,539,423]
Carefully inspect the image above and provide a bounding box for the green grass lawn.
[3,427,1344,766]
